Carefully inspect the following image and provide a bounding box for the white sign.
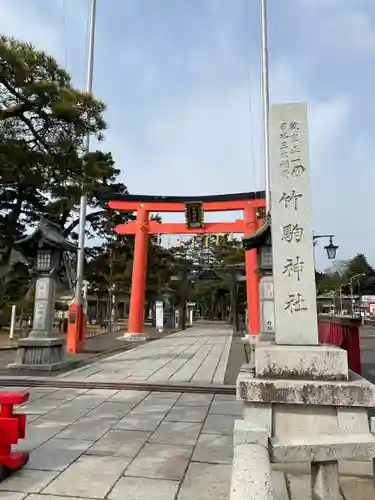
[260,280,274,300]
[155,301,164,331]
[33,301,47,330]
[35,277,49,300]
[362,295,375,302]
[270,103,318,345]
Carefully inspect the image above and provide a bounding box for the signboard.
[33,301,47,330]
[35,277,49,300]
[185,202,204,229]
[270,103,318,345]
[260,279,274,300]
[155,301,164,332]
[362,295,375,302]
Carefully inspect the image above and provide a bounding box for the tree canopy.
[0,36,129,307]
[316,253,375,295]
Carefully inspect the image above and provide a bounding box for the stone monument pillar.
[232,104,375,500]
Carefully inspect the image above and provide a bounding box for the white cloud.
[0,0,59,49]
[325,10,375,54]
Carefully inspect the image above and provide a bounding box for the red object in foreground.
[0,391,30,479]
[66,303,85,354]
[318,316,362,375]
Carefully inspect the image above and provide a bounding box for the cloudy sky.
[1,0,374,270]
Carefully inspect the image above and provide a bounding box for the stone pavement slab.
[43,455,128,498]
[124,442,193,481]
[1,385,374,499]
[58,325,233,384]
[109,476,179,500]
[202,414,236,435]
[178,462,233,500]
[0,469,59,494]
[149,421,202,446]
[165,404,209,423]
[115,410,166,432]
[26,496,96,500]
[192,433,233,464]
[0,494,27,500]
[86,429,150,458]
[24,438,93,471]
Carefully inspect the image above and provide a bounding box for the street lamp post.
[339,284,345,315]
[69,0,97,353]
[349,273,366,318]
[313,234,339,261]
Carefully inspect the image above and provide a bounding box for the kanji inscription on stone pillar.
[270,103,318,345]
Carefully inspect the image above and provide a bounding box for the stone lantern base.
[9,337,69,371]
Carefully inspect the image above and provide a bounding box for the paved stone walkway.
[5,386,239,499]
[0,325,373,499]
[59,326,232,385]
[0,386,371,499]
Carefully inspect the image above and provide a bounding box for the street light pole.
[349,273,366,317]
[74,0,97,306]
[339,284,344,315]
[261,0,270,214]
[313,234,338,261]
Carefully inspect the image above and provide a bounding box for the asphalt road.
[360,325,375,384]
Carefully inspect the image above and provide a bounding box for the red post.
[244,205,260,335]
[0,391,30,473]
[127,208,149,335]
[66,304,85,353]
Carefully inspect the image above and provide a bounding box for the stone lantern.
[11,218,77,370]
[243,215,275,339]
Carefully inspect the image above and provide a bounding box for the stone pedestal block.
[9,337,69,371]
[233,343,375,499]
[255,344,349,381]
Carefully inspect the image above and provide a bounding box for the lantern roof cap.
[197,267,221,280]
[242,214,271,250]
[15,218,77,256]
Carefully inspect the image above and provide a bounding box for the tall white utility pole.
[261,0,270,214]
[74,0,97,305]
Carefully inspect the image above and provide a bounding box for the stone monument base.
[231,343,375,499]
[9,337,69,371]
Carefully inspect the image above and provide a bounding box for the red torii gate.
[107,192,266,338]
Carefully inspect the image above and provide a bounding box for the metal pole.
[339,286,343,315]
[261,0,270,214]
[74,0,97,304]
[9,304,16,340]
[350,281,354,317]
[358,280,364,325]
[108,248,113,333]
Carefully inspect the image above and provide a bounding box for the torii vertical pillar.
[126,208,149,340]
[244,204,260,335]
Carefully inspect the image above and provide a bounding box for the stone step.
[272,433,375,463]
